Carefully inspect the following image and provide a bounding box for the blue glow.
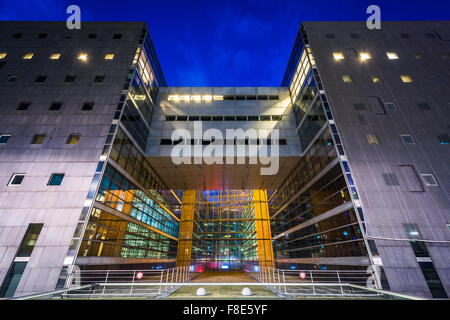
[290,265,296,270]
[343,231,348,236]
[322,266,327,270]
[221,265,229,270]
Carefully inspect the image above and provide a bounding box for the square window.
[104,53,114,60]
[0,134,11,144]
[77,53,88,61]
[401,75,413,83]
[437,134,450,145]
[386,52,399,60]
[49,53,61,60]
[34,75,47,83]
[401,134,415,145]
[360,52,371,61]
[342,75,352,83]
[12,33,22,39]
[385,102,398,111]
[82,102,94,111]
[64,75,76,83]
[66,134,81,145]
[37,33,48,39]
[88,33,97,39]
[31,134,46,144]
[49,102,62,110]
[333,52,344,61]
[23,53,34,60]
[366,133,379,144]
[372,76,381,83]
[113,33,122,39]
[7,75,18,82]
[420,174,438,187]
[17,102,30,110]
[94,75,105,83]
[48,173,64,186]
[0,52,7,59]
[417,102,430,110]
[8,174,25,186]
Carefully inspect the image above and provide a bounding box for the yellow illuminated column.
[176,190,196,267]
[253,190,274,268]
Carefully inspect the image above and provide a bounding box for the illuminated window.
[0,52,7,59]
[366,133,379,145]
[104,53,114,60]
[7,75,18,82]
[168,95,179,101]
[180,95,190,102]
[22,53,34,60]
[371,76,381,83]
[66,134,81,145]
[360,52,371,61]
[190,95,201,102]
[386,52,399,60]
[333,52,344,61]
[202,95,212,101]
[31,134,46,145]
[420,174,438,187]
[342,75,352,83]
[415,53,423,59]
[213,95,223,100]
[49,53,61,60]
[48,173,64,186]
[77,53,88,61]
[401,75,413,83]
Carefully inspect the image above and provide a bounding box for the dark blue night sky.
[1,0,450,86]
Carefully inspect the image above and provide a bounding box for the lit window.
[372,76,381,83]
[0,134,11,144]
[48,173,65,186]
[31,134,46,144]
[22,53,34,60]
[401,134,415,145]
[366,133,379,144]
[191,95,201,102]
[66,134,81,145]
[420,174,438,187]
[415,53,423,59]
[8,174,25,186]
[386,52,399,60]
[104,53,114,60]
[49,53,61,60]
[342,75,352,83]
[0,52,6,59]
[202,95,212,101]
[385,103,398,111]
[180,95,190,102]
[360,52,371,61]
[401,75,413,83]
[7,75,18,83]
[168,95,179,101]
[77,53,88,61]
[333,52,344,61]
[437,134,449,145]
[213,95,223,100]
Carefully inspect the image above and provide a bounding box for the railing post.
[130,270,136,296]
[282,270,287,294]
[310,270,315,295]
[171,268,175,289]
[337,271,344,295]
[102,270,109,296]
[159,270,163,294]
[277,269,281,293]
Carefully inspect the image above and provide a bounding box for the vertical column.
[253,190,274,268]
[176,190,196,267]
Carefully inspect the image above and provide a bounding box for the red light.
[198,266,203,272]
[136,272,144,280]
[299,272,306,279]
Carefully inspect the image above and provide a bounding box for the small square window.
[371,76,381,83]
[360,52,371,61]
[417,102,430,110]
[49,53,61,60]
[17,102,30,110]
[0,52,7,59]
[166,115,176,121]
[248,116,259,121]
[49,102,62,110]
[333,52,344,61]
[113,33,122,39]
[63,33,72,39]
[401,75,413,83]
[342,75,352,83]
[260,115,271,121]
[94,75,105,83]
[88,33,97,39]
[66,134,81,145]
[366,133,379,145]
[7,75,18,83]
[12,33,22,39]
[8,174,25,186]
[437,134,450,145]
[82,102,94,111]
[386,52,399,60]
[37,33,48,39]
[23,53,34,60]
[0,134,11,144]
[401,134,415,145]
[104,53,114,60]
[385,103,398,111]
[420,174,438,187]
[48,173,64,186]
[77,53,88,61]
[31,134,46,144]
[34,75,47,83]
[64,75,76,83]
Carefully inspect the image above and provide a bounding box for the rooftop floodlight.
[360,52,371,61]
[333,52,344,61]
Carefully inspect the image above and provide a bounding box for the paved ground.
[191,271,257,283]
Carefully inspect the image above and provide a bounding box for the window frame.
[8,173,26,186]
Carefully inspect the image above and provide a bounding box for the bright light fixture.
[333,52,344,61]
[202,95,212,101]
[78,53,88,61]
[104,53,114,60]
[168,95,180,101]
[0,52,7,59]
[213,95,223,100]
[49,53,61,60]
[401,75,413,83]
[180,95,190,101]
[386,52,399,60]
[23,53,34,60]
[191,95,201,102]
[360,52,371,61]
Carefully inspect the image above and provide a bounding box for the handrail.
[11,284,95,300]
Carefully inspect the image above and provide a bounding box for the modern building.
[0,21,448,299]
